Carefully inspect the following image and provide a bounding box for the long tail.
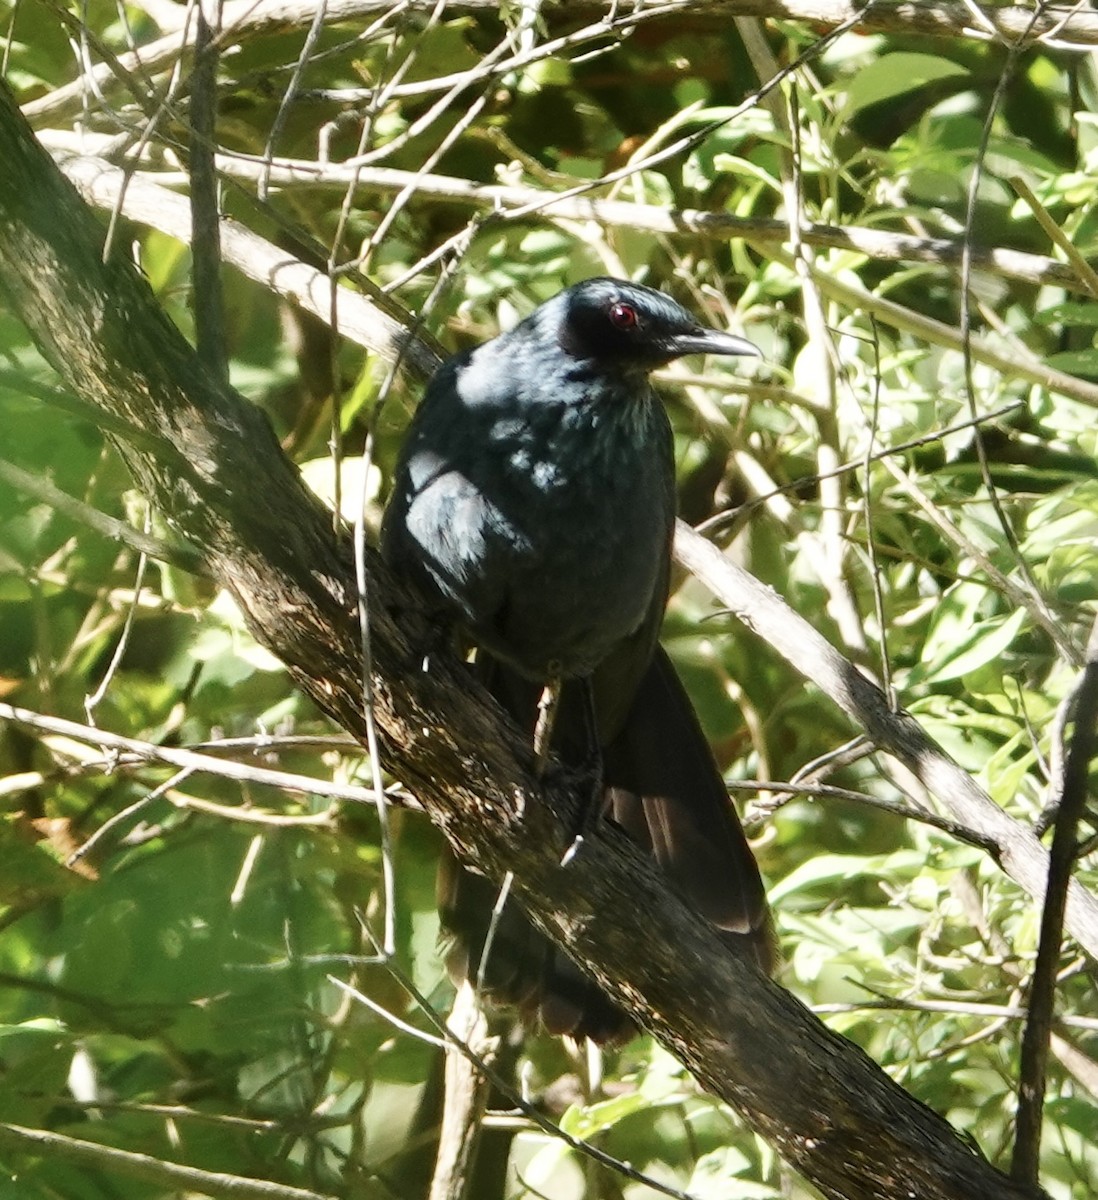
[437,646,775,1042]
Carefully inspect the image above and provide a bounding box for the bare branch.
[55,153,443,381]
[0,702,386,809]
[50,150,1098,414]
[0,455,204,571]
[0,1122,337,1200]
[22,2,1098,128]
[1013,614,1098,1184]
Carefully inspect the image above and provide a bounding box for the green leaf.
[1045,348,1098,377]
[558,1090,650,1139]
[1034,301,1098,327]
[932,606,1028,683]
[840,52,968,118]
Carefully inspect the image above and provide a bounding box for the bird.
[381,277,774,1042]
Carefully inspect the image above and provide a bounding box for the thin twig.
[344,956,702,1200]
[0,1122,337,1200]
[72,766,196,863]
[1009,174,1098,297]
[0,702,392,811]
[1012,613,1098,1185]
[84,513,152,723]
[740,778,998,852]
[812,997,1098,1032]
[956,10,1049,649]
[188,0,228,382]
[56,150,1098,410]
[696,400,1027,535]
[21,1,1098,131]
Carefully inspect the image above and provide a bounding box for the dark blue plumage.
[382,278,772,1041]
[383,278,758,681]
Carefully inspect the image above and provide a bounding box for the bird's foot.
[559,751,604,866]
[559,834,584,867]
[533,678,561,778]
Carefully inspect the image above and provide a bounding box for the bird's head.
[548,277,760,372]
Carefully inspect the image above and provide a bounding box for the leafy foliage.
[2,4,1098,1198]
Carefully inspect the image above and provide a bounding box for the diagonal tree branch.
[0,1122,337,1200]
[674,528,1098,956]
[0,79,1050,1200]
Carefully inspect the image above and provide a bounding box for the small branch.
[698,399,1027,532]
[165,789,337,827]
[742,778,999,852]
[56,153,443,382]
[765,244,1098,410]
[329,977,449,1048]
[0,456,206,573]
[1009,174,1098,297]
[0,1122,337,1200]
[40,131,1084,296]
[188,0,229,382]
[183,151,1097,294]
[0,702,389,810]
[52,150,1098,416]
[429,982,496,1200]
[0,368,185,449]
[875,456,1077,666]
[1012,614,1098,1185]
[813,998,1098,1033]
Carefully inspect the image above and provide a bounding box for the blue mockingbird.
[381,277,774,1041]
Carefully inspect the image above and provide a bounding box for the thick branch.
[0,81,1047,1200]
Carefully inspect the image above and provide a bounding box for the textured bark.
[0,81,1047,1200]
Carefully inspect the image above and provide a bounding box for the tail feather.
[436,646,774,1041]
[602,648,774,969]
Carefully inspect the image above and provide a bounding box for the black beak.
[663,327,762,361]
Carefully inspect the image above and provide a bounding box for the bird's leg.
[533,675,561,779]
[561,676,605,866]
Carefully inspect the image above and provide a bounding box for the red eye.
[608,301,638,330]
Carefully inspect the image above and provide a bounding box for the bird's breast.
[471,398,672,677]
[387,360,675,681]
